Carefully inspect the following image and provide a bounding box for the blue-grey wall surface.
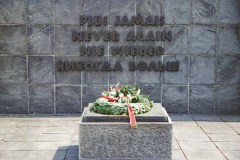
[0,0,239,114]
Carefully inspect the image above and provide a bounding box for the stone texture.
[216,56,240,84]
[83,0,109,16]
[137,0,162,16]
[82,86,107,110]
[216,86,240,114]
[55,25,81,56]
[28,25,54,55]
[163,0,190,24]
[0,85,28,114]
[110,0,135,25]
[183,150,226,160]
[189,85,214,114]
[163,55,189,84]
[140,85,161,103]
[79,105,172,159]
[192,0,217,24]
[56,86,81,114]
[28,56,54,84]
[0,25,26,55]
[0,56,26,84]
[222,151,240,160]
[29,86,54,114]
[109,56,135,84]
[163,26,189,54]
[189,25,216,55]
[190,56,215,84]
[55,56,81,85]
[54,0,81,25]
[136,56,162,85]
[82,57,108,85]
[219,0,240,24]
[162,86,188,113]
[0,0,26,24]
[218,26,240,54]
[27,0,53,24]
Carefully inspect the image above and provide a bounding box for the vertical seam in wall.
[25,0,29,114]
[107,0,110,88]
[188,0,192,114]
[80,0,83,112]
[53,0,56,114]
[161,0,163,103]
[134,0,137,86]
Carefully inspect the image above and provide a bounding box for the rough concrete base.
[79,103,172,160]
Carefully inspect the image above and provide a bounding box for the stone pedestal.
[79,103,172,160]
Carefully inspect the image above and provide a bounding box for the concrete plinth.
[79,103,172,160]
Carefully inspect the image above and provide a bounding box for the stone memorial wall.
[0,0,239,114]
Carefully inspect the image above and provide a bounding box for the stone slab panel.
[0,85,28,114]
[136,0,162,16]
[216,86,240,114]
[163,55,189,84]
[162,85,188,113]
[0,56,26,84]
[190,56,215,84]
[54,0,81,25]
[192,0,217,24]
[140,85,161,103]
[27,0,53,24]
[28,25,54,55]
[28,56,54,84]
[216,55,240,84]
[55,56,81,85]
[0,0,26,24]
[163,0,190,24]
[163,26,188,54]
[0,25,26,55]
[189,25,216,55]
[189,85,214,114]
[29,85,54,114]
[218,26,240,54]
[219,0,240,24]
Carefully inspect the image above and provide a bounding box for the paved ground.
[0,114,239,160]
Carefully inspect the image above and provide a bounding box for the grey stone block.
[192,0,217,24]
[162,85,188,113]
[55,25,81,56]
[163,55,189,84]
[136,0,162,15]
[82,86,108,110]
[216,86,240,114]
[136,57,163,85]
[219,0,240,24]
[28,25,54,55]
[189,85,214,114]
[216,55,240,84]
[55,56,81,85]
[0,56,26,84]
[218,26,240,54]
[140,85,161,103]
[163,26,188,54]
[79,104,172,159]
[163,0,190,24]
[56,86,81,114]
[110,0,135,25]
[28,56,54,84]
[82,57,109,85]
[109,56,135,84]
[29,85,54,114]
[0,85,28,114]
[27,0,53,24]
[54,0,81,25]
[0,0,26,24]
[0,25,26,55]
[189,25,216,55]
[190,56,215,84]
[83,0,109,16]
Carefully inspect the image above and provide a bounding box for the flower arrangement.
[90,83,153,115]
